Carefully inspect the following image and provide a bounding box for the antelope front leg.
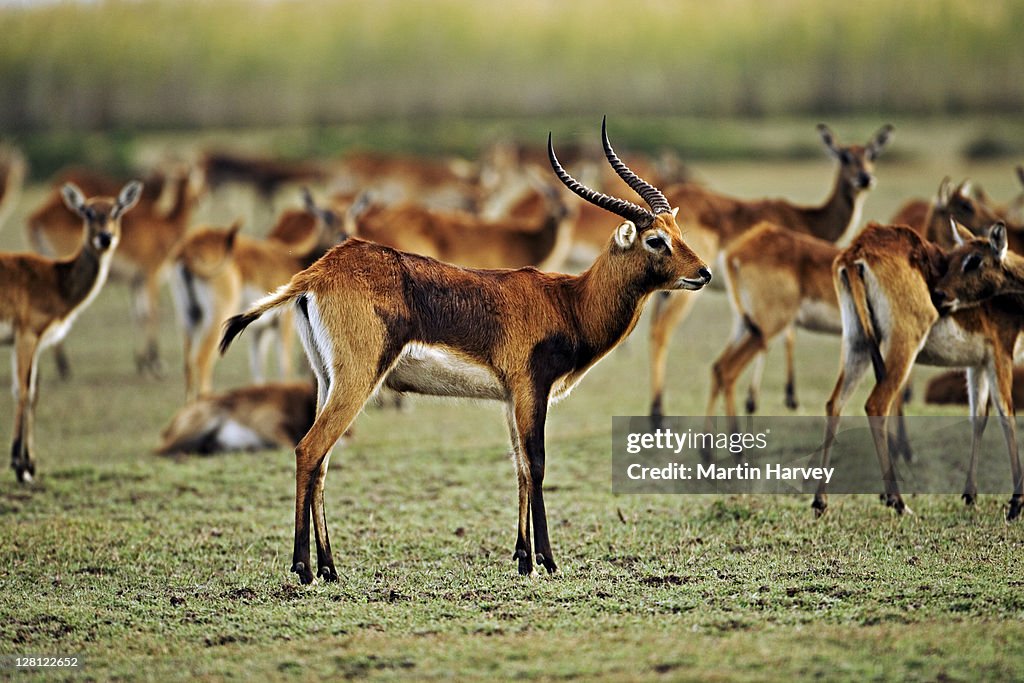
[962,367,990,506]
[133,275,164,377]
[648,291,698,422]
[10,335,40,482]
[514,395,557,574]
[987,359,1023,520]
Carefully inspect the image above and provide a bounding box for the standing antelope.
[813,221,1024,519]
[647,123,893,418]
[218,121,711,584]
[711,176,994,423]
[28,166,203,377]
[2,181,141,482]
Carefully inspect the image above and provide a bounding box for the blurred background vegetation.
[0,0,1023,178]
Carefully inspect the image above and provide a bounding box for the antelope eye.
[645,235,668,251]
[963,254,982,273]
[839,150,853,164]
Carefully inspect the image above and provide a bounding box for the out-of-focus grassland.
[1,0,1022,133]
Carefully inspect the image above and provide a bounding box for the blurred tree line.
[0,0,1021,133]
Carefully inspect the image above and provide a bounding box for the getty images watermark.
[612,415,1024,495]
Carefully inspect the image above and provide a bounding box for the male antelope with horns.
[219,120,711,583]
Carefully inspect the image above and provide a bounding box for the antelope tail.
[219,284,300,355]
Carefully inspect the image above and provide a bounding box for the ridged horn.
[548,132,654,228]
[601,116,672,215]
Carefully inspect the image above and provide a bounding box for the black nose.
[931,289,949,312]
[698,267,712,284]
[857,171,873,189]
[97,232,113,249]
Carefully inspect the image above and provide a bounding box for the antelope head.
[818,123,893,192]
[548,117,711,291]
[61,180,142,253]
[933,221,1022,312]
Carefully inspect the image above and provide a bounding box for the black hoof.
[317,565,338,582]
[14,461,34,483]
[536,554,558,574]
[745,396,757,415]
[1008,498,1023,522]
[886,496,906,515]
[649,397,664,429]
[514,549,533,576]
[811,498,827,518]
[291,562,315,585]
[962,492,977,506]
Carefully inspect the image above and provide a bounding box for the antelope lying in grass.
[814,220,1024,519]
[646,123,893,418]
[28,165,203,377]
[170,192,341,401]
[2,181,141,482]
[156,381,319,455]
[925,367,1024,409]
[219,121,711,583]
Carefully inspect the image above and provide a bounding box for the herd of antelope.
[1,121,1023,584]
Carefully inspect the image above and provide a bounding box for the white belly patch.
[385,343,506,400]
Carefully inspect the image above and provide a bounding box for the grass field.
[1,121,1023,680]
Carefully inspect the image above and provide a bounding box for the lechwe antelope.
[219,122,711,583]
[647,123,893,418]
[712,177,995,424]
[170,192,341,401]
[813,221,1024,519]
[156,381,318,455]
[28,165,203,377]
[2,181,141,482]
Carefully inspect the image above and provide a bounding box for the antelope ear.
[866,124,894,160]
[61,182,88,216]
[936,176,952,208]
[950,218,973,246]
[113,180,143,219]
[817,123,839,157]
[990,222,1008,261]
[670,206,679,218]
[614,220,637,249]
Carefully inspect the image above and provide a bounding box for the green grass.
[1,139,1024,680]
